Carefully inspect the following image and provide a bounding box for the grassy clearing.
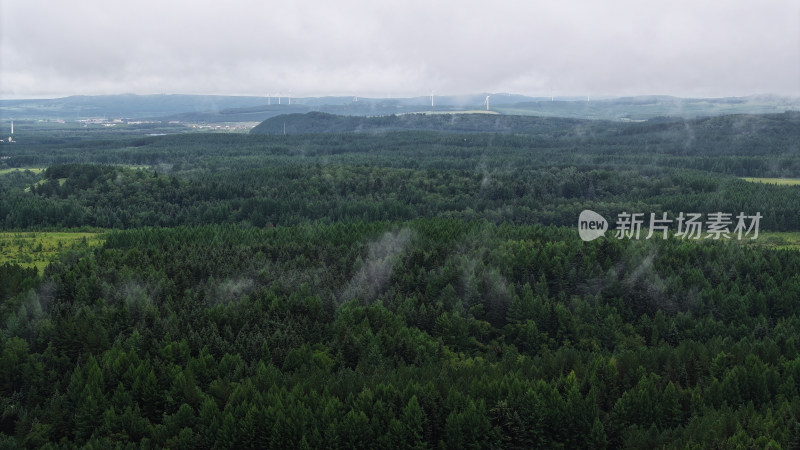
[738,231,800,250]
[0,232,105,273]
[0,167,45,175]
[607,230,800,251]
[2,166,151,176]
[116,165,151,170]
[742,177,800,186]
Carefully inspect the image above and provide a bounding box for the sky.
[1,0,799,99]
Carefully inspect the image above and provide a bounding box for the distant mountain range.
[1,93,797,122]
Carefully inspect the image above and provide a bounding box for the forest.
[0,111,799,448]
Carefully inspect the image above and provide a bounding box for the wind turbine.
[485,95,490,111]
[430,90,434,108]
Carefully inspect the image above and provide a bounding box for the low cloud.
[2,0,798,98]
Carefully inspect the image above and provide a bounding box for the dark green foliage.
[0,220,798,447]
[0,263,37,303]
[2,111,799,231]
[1,113,799,447]
[2,159,800,230]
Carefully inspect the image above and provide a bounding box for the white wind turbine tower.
[430,91,434,108]
[485,95,490,111]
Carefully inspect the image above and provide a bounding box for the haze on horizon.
[1,0,798,100]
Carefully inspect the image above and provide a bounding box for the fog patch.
[2,290,44,337]
[577,241,676,314]
[212,277,255,304]
[340,228,414,303]
[120,281,154,317]
[682,121,695,151]
[620,245,675,313]
[476,157,491,193]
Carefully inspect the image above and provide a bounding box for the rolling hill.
[2,93,798,122]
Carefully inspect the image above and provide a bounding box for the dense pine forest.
[1,112,799,448]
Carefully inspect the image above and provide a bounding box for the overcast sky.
[1,0,798,99]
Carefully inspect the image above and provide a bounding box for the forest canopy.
[0,112,799,448]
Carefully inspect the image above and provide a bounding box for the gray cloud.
[1,0,798,98]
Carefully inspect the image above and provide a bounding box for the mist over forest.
[1,90,799,448]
